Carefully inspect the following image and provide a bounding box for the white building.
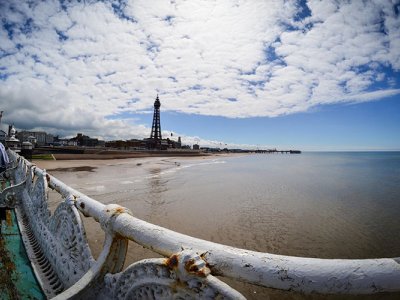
[17,131,54,146]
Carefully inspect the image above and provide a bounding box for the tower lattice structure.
[150,95,162,148]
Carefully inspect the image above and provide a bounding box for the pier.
[0,149,399,299]
[254,149,302,154]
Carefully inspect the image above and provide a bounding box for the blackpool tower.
[149,94,162,148]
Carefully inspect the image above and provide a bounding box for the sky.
[0,0,399,150]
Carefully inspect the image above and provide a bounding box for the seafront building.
[1,96,191,152]
[69,133,105,148]
[16,129,53,146]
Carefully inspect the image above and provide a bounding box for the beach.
[34,155,231,263]
[34,148,213,161]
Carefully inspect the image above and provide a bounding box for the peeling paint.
[0,234,19,299]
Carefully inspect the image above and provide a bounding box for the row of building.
[2,96,195,151]
[2,125,195,150]
[56,133,105,148]
[0,124,55,147]
[105,136,186,150]
[0,125,107,148]
[15,130,105,148]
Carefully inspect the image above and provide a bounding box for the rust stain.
[184,258,209,278]
[105,206,128,216]
[0,235,18,299]
[5,209,12,227]
[200,252,216,274]
[185,258,197,272]
[165,252,213,278]
[114,207,125,214]
[165,254,179,269]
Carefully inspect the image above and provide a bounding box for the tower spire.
[149,94,162,148]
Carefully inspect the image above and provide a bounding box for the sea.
[47,152,400,300]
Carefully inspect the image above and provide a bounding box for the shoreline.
[33,152,245,170]
[51,151,210,160]
[33,156,199,171]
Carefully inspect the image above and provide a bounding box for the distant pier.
[254,149,301,154]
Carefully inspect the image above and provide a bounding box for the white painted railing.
[1,150,400,299]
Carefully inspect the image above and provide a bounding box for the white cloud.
[0,0,399,143]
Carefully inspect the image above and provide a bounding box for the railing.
[1,150,400,299]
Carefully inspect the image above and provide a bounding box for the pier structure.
[0,150,399,299]
[254,149,301,154]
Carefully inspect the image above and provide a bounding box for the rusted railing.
[1,150,400,299]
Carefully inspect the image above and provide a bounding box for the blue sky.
[0,0,399,150]
[114,94,400,151]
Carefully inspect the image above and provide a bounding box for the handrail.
[6,150,400,298]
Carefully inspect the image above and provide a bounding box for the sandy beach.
[33,152,241,187]
[33,154,227,264]
[34,153,216,170]
[34,148,214,161]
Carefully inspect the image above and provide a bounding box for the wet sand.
[49,149,211,160]
[34,155,223,257]
[35,156,217,269]
[35,157,188,252]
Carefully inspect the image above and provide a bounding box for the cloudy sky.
[0,0,399,150]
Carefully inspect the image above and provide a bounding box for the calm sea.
[48,152,400,299]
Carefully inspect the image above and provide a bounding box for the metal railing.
[1,150,400,299]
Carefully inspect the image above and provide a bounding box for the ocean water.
[47,152,400,299]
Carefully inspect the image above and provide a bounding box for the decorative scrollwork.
[107,250,245,300]
[16,159,26,181]
[0,181,25,208]
[0,191,14,207]
[30,170,51,224]
[25,163,34,192]
[49,197,95,287]
[18,164,95,291]
[0,169,9,181]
